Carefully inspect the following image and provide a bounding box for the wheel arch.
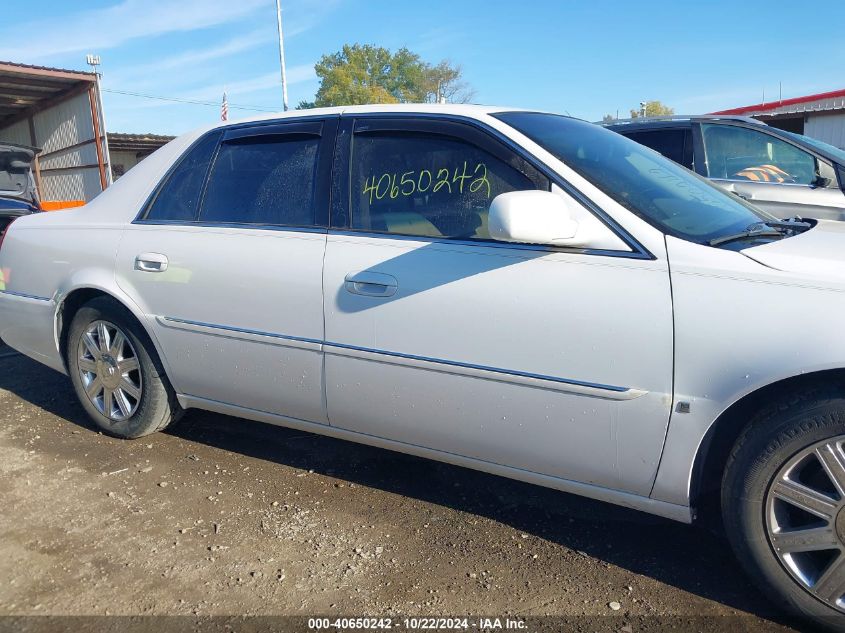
[55,283,172,384]
[690,368,845,526]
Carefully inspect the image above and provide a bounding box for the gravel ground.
[0,344,809,631]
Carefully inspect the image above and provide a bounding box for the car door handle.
[344,271,398,297]
[134,253,169,273]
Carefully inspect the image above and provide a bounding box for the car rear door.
[116,117,337,424]
[320,115,674,496]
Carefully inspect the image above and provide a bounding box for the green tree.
[629,100,674,118]
[426,60,475,104]
[298,44,472,108]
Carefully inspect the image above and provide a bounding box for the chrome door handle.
[135,253,169,272]
[344,271,398,297]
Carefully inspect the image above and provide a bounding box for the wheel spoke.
[114,389,132,418]
[82,332,101,360]
[109,330,125,359]
[814,554,845,604]
[119,357,139,374]
[771,526,840,553]
[102,388,113,418]
[78,358,97,373]
[816,442,845,499]
[85,377,102,401]
[118,378,141,400]
[771,478,838,520]
[96,322,111,354]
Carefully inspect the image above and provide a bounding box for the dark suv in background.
[604,115,845,221]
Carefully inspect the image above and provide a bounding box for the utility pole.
[275,0,289,111]
[86,54,113,186]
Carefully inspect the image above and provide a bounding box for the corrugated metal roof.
[109,132,175,142]
[108,132,175,153]
[711,88,845,116]
[0,61,96,129]
[0,60,95,79]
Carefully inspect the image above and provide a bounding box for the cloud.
[116,64,317,113]
[0,0,270,61]
[181,65,316,101]
[413,26,464,56]
[112,27,278,87]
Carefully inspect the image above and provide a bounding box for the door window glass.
[145,132,220,221]
[351,132,542,239]
[624,129,692,169]
[199,135,320,226]
[702,124,818,185]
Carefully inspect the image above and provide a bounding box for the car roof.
[602,114,763,129]
[211,103,533,129]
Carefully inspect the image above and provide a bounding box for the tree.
[629,101,674,118]
[298,44,473,108]
[601,114,616,123]
[426,61,475,104]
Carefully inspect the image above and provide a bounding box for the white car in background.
[2,105,845,630]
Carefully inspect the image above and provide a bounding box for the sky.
[1,0,843,136]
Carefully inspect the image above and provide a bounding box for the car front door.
[116,118,337,424]
[321,116,674,496]
[699,122,845,221]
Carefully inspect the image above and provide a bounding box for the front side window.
[199,135,320,226]
[701,124,818,185]
[495,112,772,245]
[351,132,543,239]
[145,131,220,221]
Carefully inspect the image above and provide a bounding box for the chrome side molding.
[157,315,647,401]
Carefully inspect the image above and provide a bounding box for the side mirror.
[811,174,832,189]
[488,190,582,246]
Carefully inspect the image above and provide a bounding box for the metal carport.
[0,61,109,209]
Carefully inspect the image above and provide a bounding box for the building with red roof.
[710,88,845,150]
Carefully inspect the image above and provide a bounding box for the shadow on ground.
[0,350,800,628]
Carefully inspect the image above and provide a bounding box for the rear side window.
[351,132,542,240]
[145,132,220,221]
[199,135,320,226]
[623,129,693,169]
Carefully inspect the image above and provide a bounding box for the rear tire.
[722,388,845,631]
[66,297,181,438]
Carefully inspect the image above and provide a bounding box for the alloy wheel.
[76,320,142,422]
[766,436,845,612]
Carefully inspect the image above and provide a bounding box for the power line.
[102,88,279,113]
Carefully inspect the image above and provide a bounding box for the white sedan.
[2,104,845,629]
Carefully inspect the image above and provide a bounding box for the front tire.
[66,297,181,438]
[723,389,845,631]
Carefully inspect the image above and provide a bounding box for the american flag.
[221,91,228,121]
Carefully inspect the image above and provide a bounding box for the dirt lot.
[0,343,809,631]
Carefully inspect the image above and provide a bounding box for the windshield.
[494,112,775,244]
[782,130,845,165]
